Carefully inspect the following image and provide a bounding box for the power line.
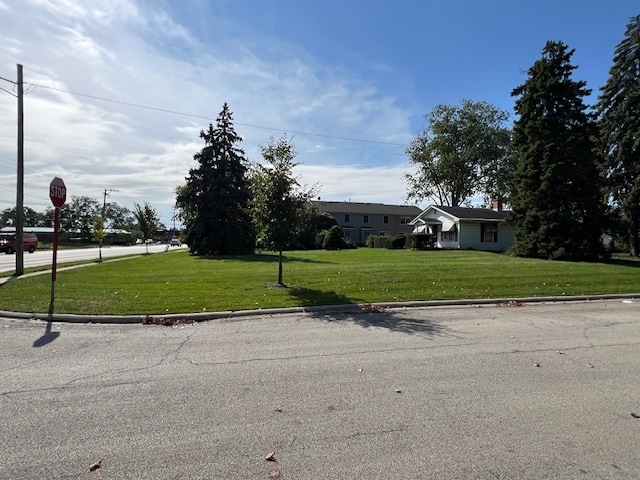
[24,82,404,147]
[0,75,17,84]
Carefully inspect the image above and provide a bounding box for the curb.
[0,294,637,324]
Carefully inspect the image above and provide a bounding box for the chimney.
[491,198,503,212]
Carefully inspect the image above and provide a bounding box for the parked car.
[0,232,38,254]
[169,238,181,247]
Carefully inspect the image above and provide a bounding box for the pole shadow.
[33,302,61,347]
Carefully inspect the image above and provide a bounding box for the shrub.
[323,226,349,250]
[366,234,390,248]
[406,233,435,250]
[386,234,407,249]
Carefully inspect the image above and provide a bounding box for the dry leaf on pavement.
[265,451,277,462]
[88,459,103,472]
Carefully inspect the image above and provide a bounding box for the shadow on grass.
[287,286,454,339]
[606,257,640,268]
[191,253,331,265]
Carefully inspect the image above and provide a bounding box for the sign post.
[49,177,66,310]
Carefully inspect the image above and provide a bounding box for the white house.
[410,202,515,251]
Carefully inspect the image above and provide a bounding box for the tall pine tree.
[510,41,606,261]
[597,15,640,256]
[177,103,254,255]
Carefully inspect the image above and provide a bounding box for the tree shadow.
[287,287,455,339]
[192,253,331,265]
[605,257,640,268]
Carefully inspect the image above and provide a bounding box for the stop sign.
[49,177,66,208]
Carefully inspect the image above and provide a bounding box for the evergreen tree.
[596,15,640,256]
[177,103,255,255]
[510,41,606,261]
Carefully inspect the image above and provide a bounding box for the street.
[1,300,639,479]
[0,244,180,273]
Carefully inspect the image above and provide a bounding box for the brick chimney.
[491,198,503,212]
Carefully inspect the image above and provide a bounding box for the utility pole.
[16,64,24,276]
[100,188,118,253]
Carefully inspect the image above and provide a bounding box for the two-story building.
[311,201,423,245]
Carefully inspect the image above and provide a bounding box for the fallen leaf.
[533,362,540,367]
[587,363,594,368]
[268,469,282,478]
[631,413,640,419]
[275,405,283,412]
[89,459,103,472]
[395,389,402,393]
[556,350,564,355]
[357,368,364,373]
[265,451,277,462]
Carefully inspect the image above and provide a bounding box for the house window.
[379,231,390,237]
[363,215,369,223]
[400,217,407,225]
[344,214,350,223]
[481,223,498,242]
[442,230,458,242]
[343,228,352,238]
[383,216,389,224]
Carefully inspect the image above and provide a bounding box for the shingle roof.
[312,200,422,216]
[434,205,508,221]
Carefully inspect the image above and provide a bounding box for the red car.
[0,232,38,254]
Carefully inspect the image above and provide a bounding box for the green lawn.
[0,249,639,315]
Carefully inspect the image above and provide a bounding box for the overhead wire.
[24,82,405,147]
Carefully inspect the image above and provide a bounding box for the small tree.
[134,202,159,254]
[92,216,107,261]
[251,135,313,286]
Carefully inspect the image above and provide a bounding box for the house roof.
[412,205,508,224]
[311,200,422,217]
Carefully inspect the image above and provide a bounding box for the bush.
[406,233,435,250]
[386,234,407,249]
[323,226,348,250]
[366,234,390,248]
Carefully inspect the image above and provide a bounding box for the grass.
[0,248,639,315]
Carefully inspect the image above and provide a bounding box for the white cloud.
[0,0,414,226]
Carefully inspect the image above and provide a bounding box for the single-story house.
[311,200,423,244]
[410,201,515,251]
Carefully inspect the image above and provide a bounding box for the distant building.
[311,200,423,244]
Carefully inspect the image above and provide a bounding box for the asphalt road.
[0,244,181,273]
[1,300,639,479]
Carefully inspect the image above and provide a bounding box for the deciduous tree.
[251,135,314,286]
[133,202,159,254]
[60,196,100,240]
[405,100,513,206]
[597,15,640,255]
[510,41,606,260]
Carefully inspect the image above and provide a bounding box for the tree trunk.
[629,216,639,256]
[278,249,284,286]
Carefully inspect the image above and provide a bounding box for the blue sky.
[0,0,638,227]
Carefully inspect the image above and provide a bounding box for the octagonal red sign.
[49,176,66,208]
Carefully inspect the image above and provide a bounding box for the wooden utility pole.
[16,63,24,276]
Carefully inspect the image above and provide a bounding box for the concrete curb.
[1,294,637,324]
